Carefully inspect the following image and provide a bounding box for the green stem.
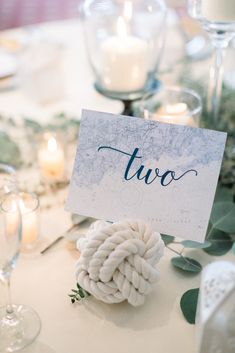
[167,245,201,271]
[166,245,184,257]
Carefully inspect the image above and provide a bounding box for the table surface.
[0,18,234,353]
[0,20,123,123]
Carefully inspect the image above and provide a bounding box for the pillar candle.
[6,199,39,247]
[100,17,148,92]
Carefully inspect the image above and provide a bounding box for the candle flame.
[123,1,133,21]
[117,16,127,37]
[47,137,57,153]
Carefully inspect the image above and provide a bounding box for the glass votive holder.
[18,192,40,251]
[37,131,66,183]
[136,86,202,127]
[0,163,17,197]
[81,0,167,100]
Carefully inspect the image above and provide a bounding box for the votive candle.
[38,134,65,181]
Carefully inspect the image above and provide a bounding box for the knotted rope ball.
[76,219,164,306]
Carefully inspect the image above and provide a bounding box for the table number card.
[66,110,227,242]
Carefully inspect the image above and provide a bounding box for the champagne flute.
[0,193,41,352]
[188,0,235,127]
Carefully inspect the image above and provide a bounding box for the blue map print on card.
[73,110,226,188]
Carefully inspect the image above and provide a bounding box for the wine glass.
[0,192,41,352]
[81,0,167,115]
[188,0,235,127]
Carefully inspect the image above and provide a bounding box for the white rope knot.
[76,219,164,306]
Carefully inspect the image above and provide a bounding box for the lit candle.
[38,136,65,180]
[100,16,148,92]
[153,103,196,127]
[20,200,38,246]
[6,196,39,247]
[201,0,235,22]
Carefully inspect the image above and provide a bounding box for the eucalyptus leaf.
[232,243,235,255]
[181,240,211,249]
[161,234,175,245]
[171,256,202,273]
[69,119,80,127]
[0,132,21,167]
[210,202,235,234]
[204,223,233,256]
[24,118,42,133]
[78,289,85,298]
[214,186,234,203]
[180,288,199,324]
[54,112,66,120]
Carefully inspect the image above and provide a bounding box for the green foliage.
[232,243,235,255]
[24,118,42,133]
[171,256,202,273]
[180,288,199,324]
[205,223,233,256]
[178,58,235,194]
[210,202,235,234]
[0,132,21,167]
[24,114,80,136]
[181,240,211,249]
[214,186,234,203]
[69,283,90,304]
[161,234,175,245]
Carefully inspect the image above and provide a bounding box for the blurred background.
[0,0,79,30]
[0,0,185,30]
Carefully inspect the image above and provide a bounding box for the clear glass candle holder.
[18,192,40,251]
[38,131,66,183]
[0,163,17,197]
[0,192,41,352]
[81,0,167,102]
[136,86,202,127]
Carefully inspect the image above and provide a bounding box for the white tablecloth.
[0,20,123,123]
[7,215,234,353]
[0,18,233,353]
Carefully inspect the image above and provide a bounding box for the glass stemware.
[188,0,235,127]
[0,163,17,198]
[0,193,41,352]
[81,0,167,115]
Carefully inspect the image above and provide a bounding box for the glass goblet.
[0,193,41,352]
[188,0,235,127]
[81,0,167,115]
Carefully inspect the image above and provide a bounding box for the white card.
[66,110,227,242]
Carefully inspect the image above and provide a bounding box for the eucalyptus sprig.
[69,283,90,304]
[161,235,207,274]
[161,186,235,324]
